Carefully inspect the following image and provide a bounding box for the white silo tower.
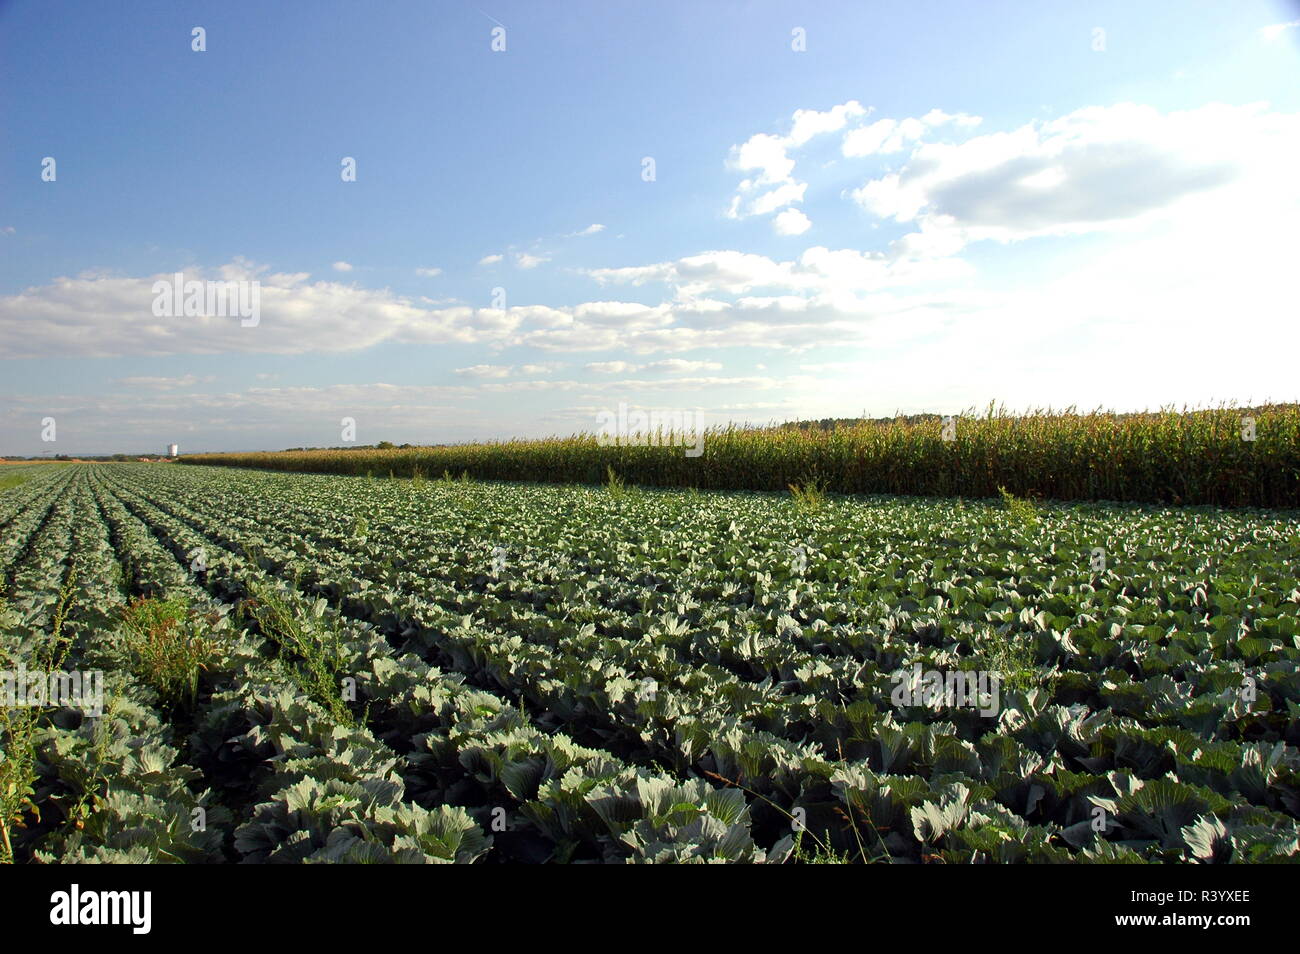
[168,443,179,457]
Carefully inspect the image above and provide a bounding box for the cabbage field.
[2,462,1298,863]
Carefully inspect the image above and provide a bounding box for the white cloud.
[588,245,967,298]
[3,257,938,360]
[726,101,984,227]
[14,206,1299,454]
[731,133,796,187]
[727,100,865,222]
[643,358,723,373]
[842,117,925,157]
[841,109,981,159]
[793,209,1300,418]
[583,262,675,286]
[516,252,550,269]
[415,266,442,277]
[11,101,1297,397]
[9,196,1298,454]
[1261,19,1300,40]
[584,358,723,374]
[480,374,781,394]
[572,223,605,236]
[799,361,863,373]
[585,361,638,374]
[478,254,503,265]
[454,364,513,378]
[920,109,982,129]
[114,374,214,390]
[589,251,797,295]
[748,182,807,217]
[773,208,812,236]
[851,102,1300,253]
[331,261,353,273]
[0,262,518,358]
[787,101,869,147]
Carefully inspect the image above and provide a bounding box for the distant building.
[167,443,179,457]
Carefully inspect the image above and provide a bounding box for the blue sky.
[3,0,1300,454]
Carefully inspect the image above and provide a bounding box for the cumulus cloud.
[514,292,953,355]
[921,109,983,128]
[788,208,1300,420]
[725,102,983,230]
[588,245,969,297]
[787,101,870,146]
[589,251,797,295]
[841,109,981,158]
[2,257,923,360]
[415,266,442,277]
[585,360,638,374]
[731,132,796,187]
[479,374,781,394]
[454,364,513,378]
[842,117,927,157]
[851,102,1300,253]
[114,374,214,390]
[643,358,723,373]
[478,254,503,265]
[749,182,807,216]
[571,223,605,236]
[10,103,1294,376]
[726,100,867,227]
[1261,19,1300,40]
[331,261,353,272]
[516,252,549,269]
[446,362,565,378]
[0,263,519,358]
[773,208,812,236]
[585,358,723,374]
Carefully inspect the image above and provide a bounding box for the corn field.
[182,405,1300,507]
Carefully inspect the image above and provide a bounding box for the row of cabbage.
[43,463,1300,862]
[2,467,790,863]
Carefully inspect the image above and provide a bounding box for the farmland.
[2,462,1299,863]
